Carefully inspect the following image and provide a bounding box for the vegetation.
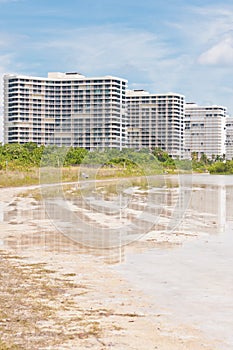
[0,143,232,188]
[208,160,233,174]
[0,143,88,170]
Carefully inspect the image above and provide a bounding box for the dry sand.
[0,186,220,349]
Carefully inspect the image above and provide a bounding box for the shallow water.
[116,174,233,349]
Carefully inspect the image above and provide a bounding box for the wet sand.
[0,185,219,349]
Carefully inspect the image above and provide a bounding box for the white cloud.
[1,3,233,134]
[161,4,233,114]
[42,27,168,67]
[0,53,13,143]
[172,5,233,49]
[191,6,233,67]
[35,25,184,92]
[190,5,233,18]
[0,0,21,3]
[198,35,233,65]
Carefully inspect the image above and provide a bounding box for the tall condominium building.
[4,72,128,149]
[225,116,233,160]
[126,90,185,158]
[184,103,227,159]
[0,105,3,142]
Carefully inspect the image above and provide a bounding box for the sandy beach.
[0,185,220,349]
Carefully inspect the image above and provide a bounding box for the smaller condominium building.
[126,90,185,158]
[225,116,233,160]
[4,72,128,150]
[184,103,227,159]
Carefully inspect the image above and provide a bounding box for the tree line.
[0,143,232,174]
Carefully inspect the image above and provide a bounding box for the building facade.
[4,72,128,150]
[225,116,233,160]
[126,90,185,158]
[184,103,227,160]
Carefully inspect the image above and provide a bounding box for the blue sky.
[1,0,233,141]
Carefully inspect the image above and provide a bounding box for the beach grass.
[0,164,164,188]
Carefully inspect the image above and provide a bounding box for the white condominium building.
[4,72,128,150]
[184,103,227,159]
[126,90,185,158]
[225,116,233,160]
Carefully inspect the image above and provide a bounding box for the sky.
[0,0,233,141]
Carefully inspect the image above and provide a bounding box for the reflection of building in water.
[150,179,228,235]
[0,203,4,222]
[226,185,233,222]
[3,198,125,264]
[186,184,226,234]
[3,180,233,259]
